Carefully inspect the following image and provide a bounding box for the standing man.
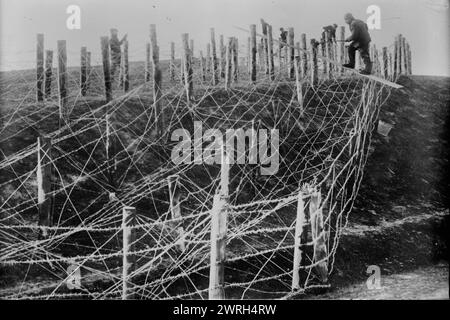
[109,28,127,81]
[342,13,372,75]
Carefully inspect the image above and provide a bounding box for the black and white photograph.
[0,0,448,310]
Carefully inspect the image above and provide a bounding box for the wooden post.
[250,25,257,83]
[294,58,303,113]
[36,34,45,102]
[86,51,91,93]
[382,47,388,79]
[261,19,269,74]
[310,39,318,87]
[122,206,136,300]
[80,46,87,96]
[292,190,305,290]
[402,37,408,75]
[326,32,333,77]
[324,32,331,79]
[123,40,129,92]
[37,136,52,238]
[206,43,211,73]
[406,42,412,75]
[225,37,233,90]
[168,42,175,81]
[267,25,275,80]
[278,41,283,71]
[232,38,238,82]
[219,35,225,78]
[57,40,67,125]
[145,42,151,82]
[211,28,218,85]
[393,36,398,78]
[208,144,229,300]
[190,39,195,61]
[150,25,163,135]
[200,50,206,81]
[397,34,403,75]
[167,176,185,251]
[182,33,193,103]
[247,37,251,75]
[101,36,112,102]
[300,34,308,77]
[44,50,53,98]
[288,27,295,79]
[309,190,328,284]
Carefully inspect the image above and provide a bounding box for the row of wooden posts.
[36,22,412,115]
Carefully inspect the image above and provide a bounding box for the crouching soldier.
[342,13,372,75]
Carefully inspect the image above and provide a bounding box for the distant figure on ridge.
[109,28,127,82]
[342,13,372,75]
[279,28,288,48]
[321,24,338,44]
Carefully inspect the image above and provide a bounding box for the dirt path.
[315,263,448,300]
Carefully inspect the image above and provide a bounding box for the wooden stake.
[123,40,129,92]
[86,51,91,92]
[57,40,67,125]
[232,38,238,82]
[122,206,136,300]
[294,58,303,113]
[211,28,218,85]
[225,38,233,90]
[167,176,185,251]
[150,25,163,134]
[200,50,206,81]
[80,46,87,96]
[169,42,175,81]
[37,136,52,238]
[250,24,257,83]
[208,144,229,300]
[326,32,333,77]
[310,39,318,87]
[182,33,193,102]
[402,37,408,75]
[309,190,328,284]
[288,28,295,79]
[219,35,225,78]
[292,190,305,290]
[206,43,211,73]
[145,42,151,82]
[300,34,308,77]
[267,25,275,80]
[382,47,388,79]
[36,34,45,102]
[397,34,402,75]
[44,50,53,98]
[101,36,112,102]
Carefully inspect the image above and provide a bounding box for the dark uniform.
[321,25,337,43]
[345,19,372,73]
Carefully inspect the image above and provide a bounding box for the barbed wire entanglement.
[0,23,411,299]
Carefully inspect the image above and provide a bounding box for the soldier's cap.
[110,28,118,33]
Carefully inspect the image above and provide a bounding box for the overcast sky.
[0,0,449,75]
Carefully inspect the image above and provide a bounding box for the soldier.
[109,28,127,81]
[279,28,288,48]
[321,24,338,44]
[342,13,372,75]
